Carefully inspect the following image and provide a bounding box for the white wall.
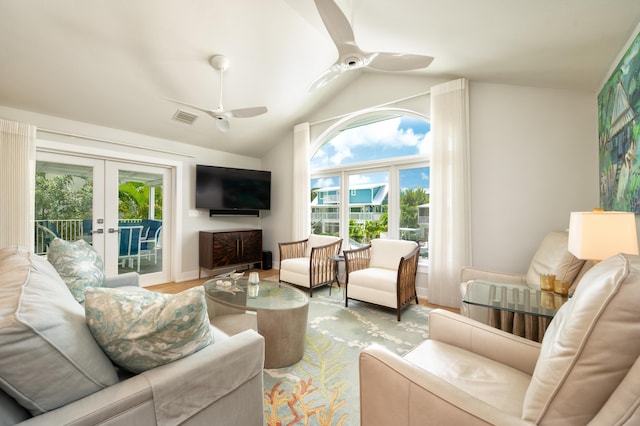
[261,75,599,298]
[0,105,265,282]
[469,82,598,273]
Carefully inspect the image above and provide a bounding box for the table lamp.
[568,210,639,261]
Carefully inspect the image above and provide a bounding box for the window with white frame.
[310,111,430,262]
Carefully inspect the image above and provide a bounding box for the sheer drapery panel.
[292,122,311,240]
[0,119,36,250]
[428,78,472,307]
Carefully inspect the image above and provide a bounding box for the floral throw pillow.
[47,238,105,303]
[84,286,213,373]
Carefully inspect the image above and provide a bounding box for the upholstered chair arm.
[396,245,420,311]
[343,244,371,280]
[104,272,139,288]
[428,309,540,375]
[460,266,527,284]
[278,239,308,262]
[309,239,343,287]
[359,345,532,426]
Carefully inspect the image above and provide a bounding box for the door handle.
[108,228,119,234]
[94,229,104,234]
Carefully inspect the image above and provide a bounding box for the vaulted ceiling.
[1,0,639,157]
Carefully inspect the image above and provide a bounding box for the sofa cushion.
[47,237,105,303]
[0,247,118,415]
[85,286,213,373]
[525,231,585,287]
[369,239,417,270]
[0,388,30,426]
[523,253,640,424]
[347,267,398,308]
[305,234,339,257]
[279,257,311,287]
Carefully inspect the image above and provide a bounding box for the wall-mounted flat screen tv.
[196,165,271,213]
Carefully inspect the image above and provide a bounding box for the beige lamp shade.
[568,211,639,261]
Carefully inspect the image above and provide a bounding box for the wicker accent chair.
[278,234,342,297]
[344,239,420,321]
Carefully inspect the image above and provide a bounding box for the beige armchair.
[344,239,420,321]
[278,234,342,297]
[360,253,640,425]
[460,231,592,326]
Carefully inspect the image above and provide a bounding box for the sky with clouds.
[311,115,430,191]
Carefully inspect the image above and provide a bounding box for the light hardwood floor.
[148,268,460,314]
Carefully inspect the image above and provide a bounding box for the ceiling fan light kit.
[308,0,434,91]
[167,54,267,132]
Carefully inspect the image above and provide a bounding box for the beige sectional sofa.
[0,247,265,426]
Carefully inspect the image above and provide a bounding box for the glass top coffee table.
[204,277,309,368]
[462,280,568,341]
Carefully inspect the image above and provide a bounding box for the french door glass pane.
[116,170,163,275]
[311,175,340,237]
[348,171,388,246]
[34,161,93,254]
[399,167,430,259]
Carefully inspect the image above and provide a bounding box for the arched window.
[310,109,430,262]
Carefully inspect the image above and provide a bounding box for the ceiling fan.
[308,0,434,91]
[168,55,267,132]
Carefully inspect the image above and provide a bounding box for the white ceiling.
[1,0,639,157]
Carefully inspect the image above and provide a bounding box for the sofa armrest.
[143,329,265,425]
[104,272,139,288]
[460,266,526,284]
[359,345,532,426]
[428,309,540,375]
[19,330,265,426]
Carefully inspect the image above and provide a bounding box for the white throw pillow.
[85,286,213,373]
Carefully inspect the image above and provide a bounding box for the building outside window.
[310,111,430,262]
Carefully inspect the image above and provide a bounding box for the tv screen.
[196,165,271,211]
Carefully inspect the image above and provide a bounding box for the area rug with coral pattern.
[262,284,430,426]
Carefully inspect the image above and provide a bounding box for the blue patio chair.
[118,225,143,272]
[82,219,93,237]
[141,220,162,264]
[36,221,60,251]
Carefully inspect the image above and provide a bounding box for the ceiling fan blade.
[367,52,434,72]
[228,106,268,118]
[307,63,344,92]
[215,117,230,132]
[166,98,215,115]
[314,0,358,57]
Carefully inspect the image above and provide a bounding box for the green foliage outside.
[118,181,162,220]
[348,187,428,244]
[35,173,93,220]
[400,187,429,228]
[35,173,162,221]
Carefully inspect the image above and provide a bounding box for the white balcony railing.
[34,218,143,255]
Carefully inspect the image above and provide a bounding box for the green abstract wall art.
[599,31,640,212]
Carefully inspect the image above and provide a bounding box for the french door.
[35,152,171,286]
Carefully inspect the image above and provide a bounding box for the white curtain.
[428,78,472,307]
[292,122,310,240]
[0,119,36,250]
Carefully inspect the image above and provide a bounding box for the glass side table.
[462,280,568,342]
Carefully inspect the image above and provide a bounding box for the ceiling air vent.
[172,109,198,125]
